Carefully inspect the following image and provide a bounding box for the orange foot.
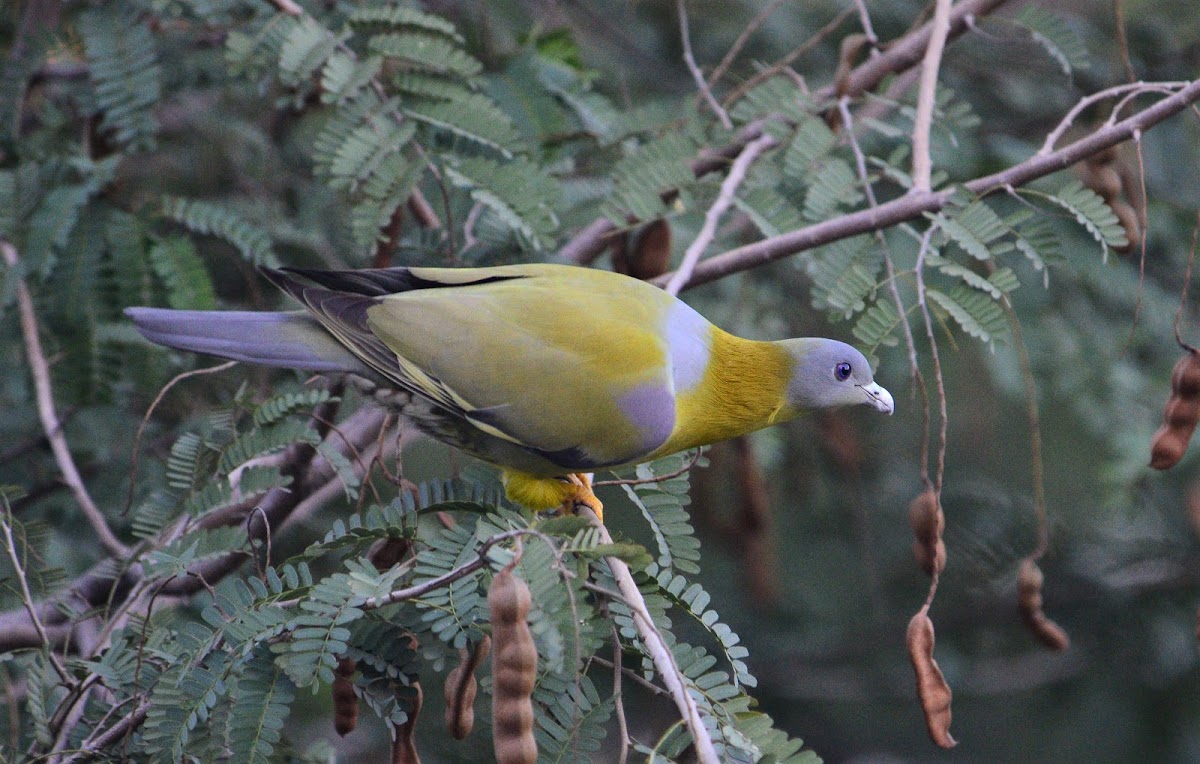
[502,470,605,523]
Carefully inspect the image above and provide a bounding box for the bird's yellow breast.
[650,327,795,457]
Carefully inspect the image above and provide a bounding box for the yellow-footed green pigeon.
[126,263,893,519]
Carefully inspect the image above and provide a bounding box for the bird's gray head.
[781,338,894,415]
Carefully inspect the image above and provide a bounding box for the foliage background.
[3,0,1200,761]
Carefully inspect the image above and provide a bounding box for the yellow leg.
[502,470,605,523]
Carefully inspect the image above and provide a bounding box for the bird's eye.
[834,362,852,381]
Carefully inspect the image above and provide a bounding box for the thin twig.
[1039,82,1187,155]
[360,529,527,610]
[124,360,238,516]
[837,96,921,377]
[590,655,671,698]
[677,0,732,129]
[0,505,71,685]
[854,0,881,50]
[707,0,787,89]
[611,626,630,764]
[593,450,703,488]
[721,7,856,108]
[578,506,719,764]
[913,230,948,493]
[1000,297,1049,558]
[60,701,150,764]
[664,132,775,295]
[1,241,129,559]
[1176,212,1200,353]
[910,0,953,193]
[1113,0,1137,84]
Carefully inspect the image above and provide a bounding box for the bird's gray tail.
[124,307,370,374]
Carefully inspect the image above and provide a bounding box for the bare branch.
[708,0,788,89]
[560,0,1010,270]
[651,77,1200,291]
[1039,81,1188,155]
[911,0,954,193]
[0,241,129,559]
[677,0,732,130]
[665,132,775,295]
[0,505,71,685]
[578,506,719,764]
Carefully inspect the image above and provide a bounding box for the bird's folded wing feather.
[363,266,679,467]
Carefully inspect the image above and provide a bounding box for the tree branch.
[650,78,1200,291]
[664,132,775,295]
[0,241,130,559]
[557,0,1009,268]
[578,507,719,764]
[677,0,731,129]
[911,0,954,193]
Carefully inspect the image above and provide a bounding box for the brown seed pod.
[626,218,672,280]
[908,490,946,577]
[1110,200,1140,255]
[332,657,359,737]
[1081,163,1124,201]
[1084,143,1119,169]
[834,33,870,97]
[1016,559,1071,651]
[392,681,423,764]
[1151,350,1200,470]
[444,635,491,739]
[489,567,538,764]
[906,609,956,749]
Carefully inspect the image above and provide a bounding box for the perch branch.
[578,506,719,764]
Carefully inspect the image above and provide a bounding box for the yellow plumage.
[126,263,895,522]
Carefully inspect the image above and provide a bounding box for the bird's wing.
[268,265,681,469]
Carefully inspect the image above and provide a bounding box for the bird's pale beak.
[861,382,894,415]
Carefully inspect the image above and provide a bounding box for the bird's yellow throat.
[651,327,793,457]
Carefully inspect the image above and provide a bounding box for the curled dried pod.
[392,681,423,764]
[908,490,946,577]
[489,567,538,764]
[444,635,491,739]
[1110,200,1139,255]
[834,33,870,97]
[1150,350,1200,470]
[332,656,359,737]
[1016,559,1070,651]
[906,609,956,749]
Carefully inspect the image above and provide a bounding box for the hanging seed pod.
[1150,349,1200,470]
[906,608,956,749]
[392,681,423,764]
[908,490,946,577]
[1016,559,1070,651]
[1082,163,1124,201]
[332,657,358,737]
[444,635,491,739]
[489,567,538,764]
[1110,200,1139,255]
